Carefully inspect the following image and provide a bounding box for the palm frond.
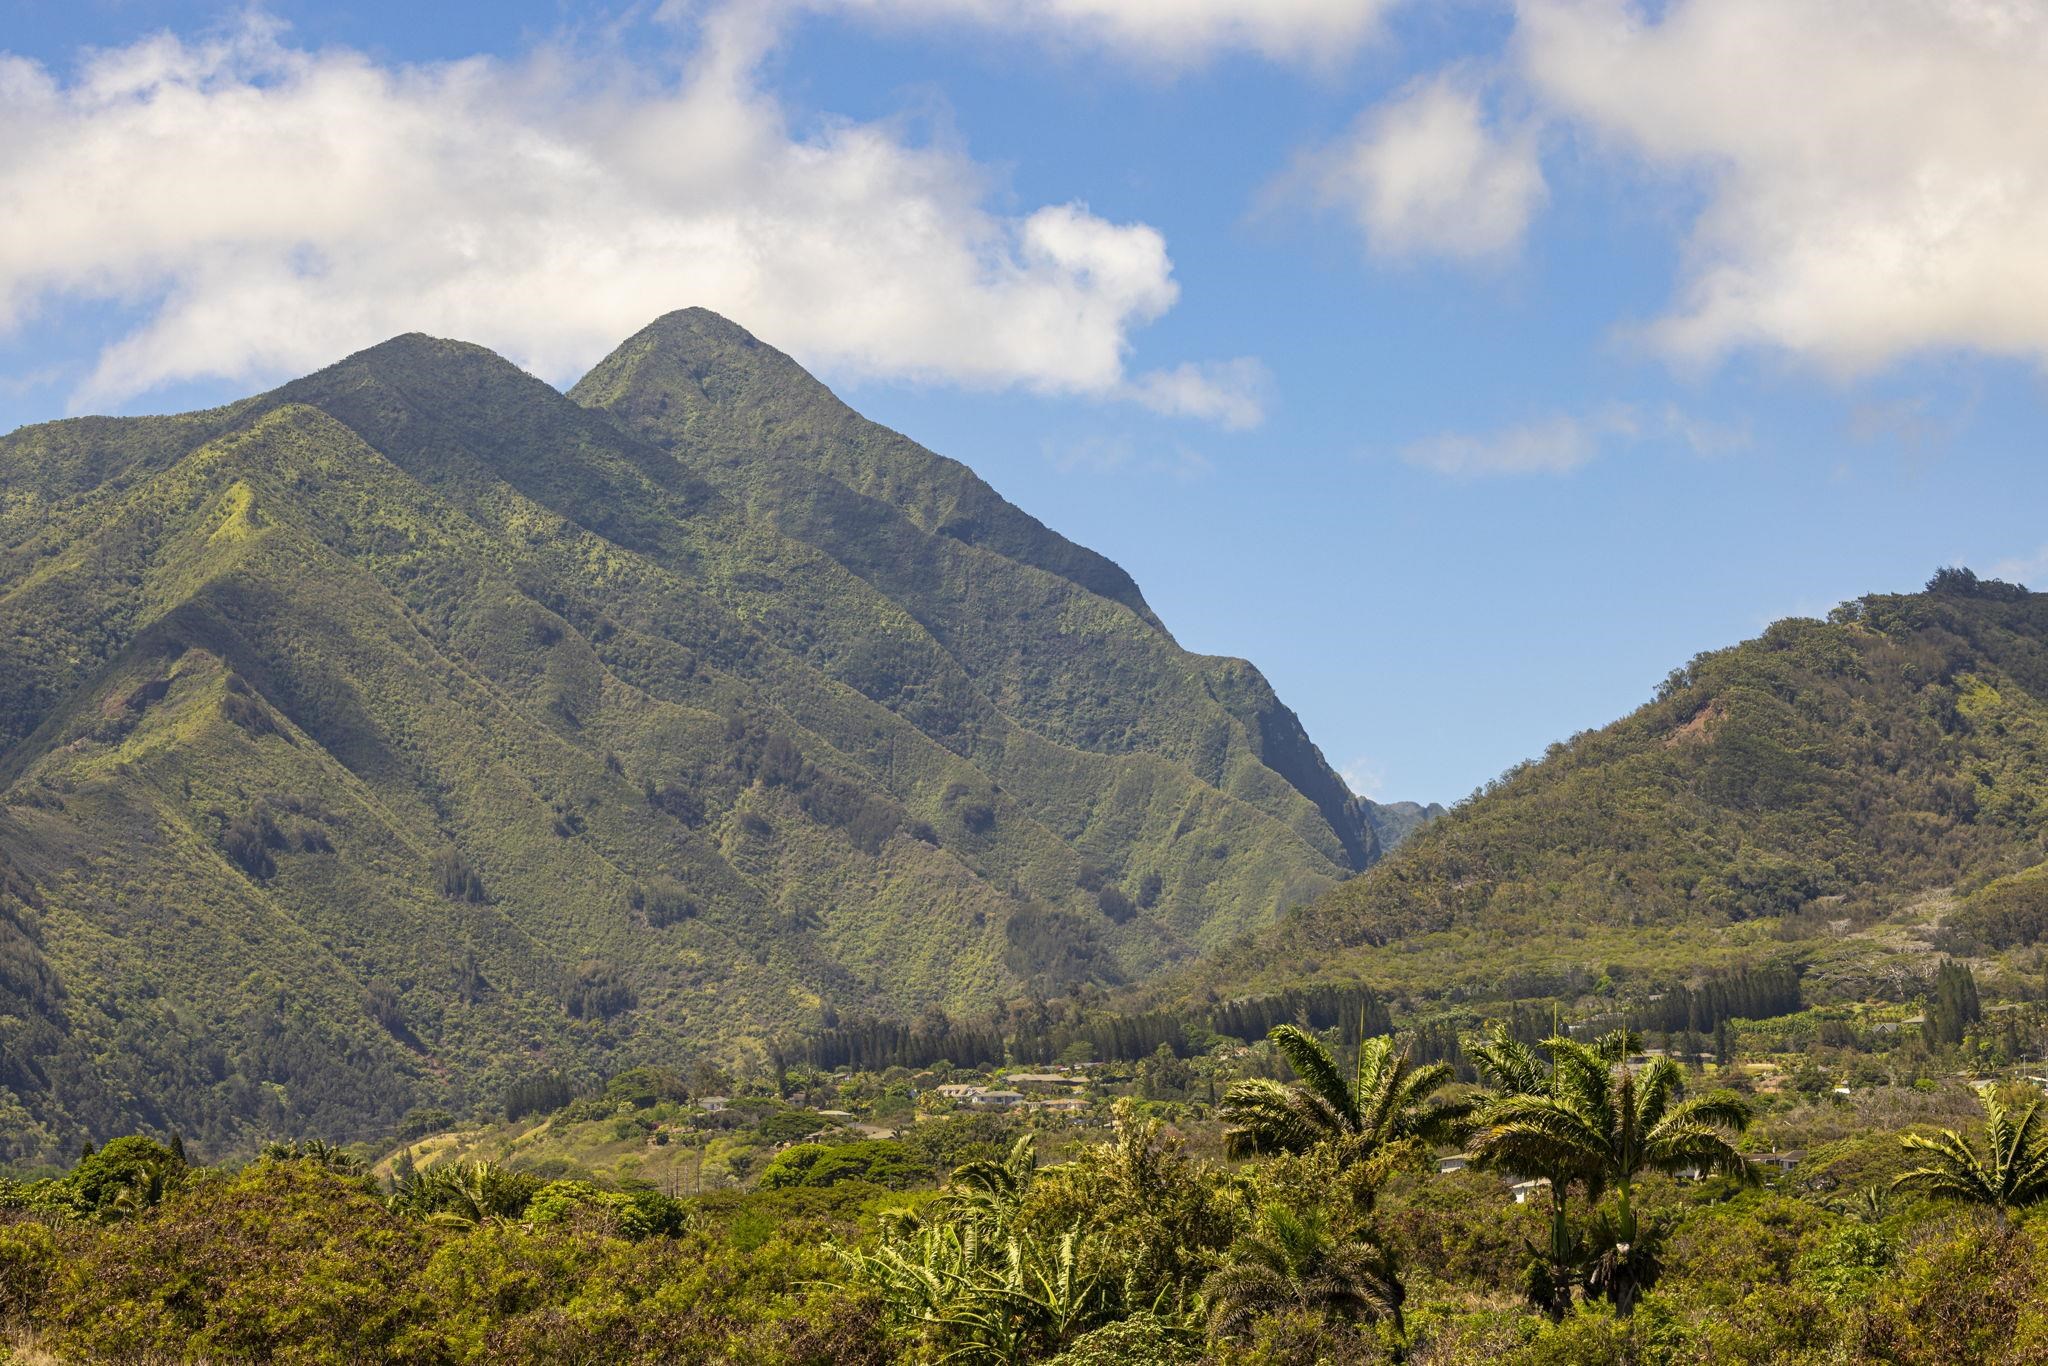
[1268,1024,1363,1131]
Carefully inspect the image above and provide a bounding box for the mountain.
[1361,799,1445,854]
[1167,570,2048,1010]
[0,310,1376,1162]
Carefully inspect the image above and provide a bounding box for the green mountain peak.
[0,309,1384,1161]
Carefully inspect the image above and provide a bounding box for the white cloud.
[1123,357,1270,429]
[1340,756,1386,800]
[1515,0,2048,374]
[1990,546,2048,587]
[1312,75,1545,259]
[1400,402,1739,477]
[1044,432,1212,479]
[1402,405,1637,477]
[821,0,1401,67]
[0,11,1256,422]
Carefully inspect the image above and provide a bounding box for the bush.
[756,1141,921,1190]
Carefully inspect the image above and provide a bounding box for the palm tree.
[1221,1026,1467,1204]
[837,1220,1110,1364]
[942,1134,1039,1230]
[1892,1096,2048,1224]
[1470,1036,1752,1315]
[1466,1021,1576,1318]
[261,1138,366,1175]
[389,1159,536,1227]
[1825,1184,1897,1224]
[1467,1021,1548,1098]
[1206,1203,1406,1343]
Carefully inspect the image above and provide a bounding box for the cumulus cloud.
[0,10,1256,421]
[1340,755,1387,801]
[822,0,1401,67]
[1402,406,1636,477]
[1123,357,1270,429]
[1400,402,1741,477]
[1311,75,1545,259]
[1990,545,2048,588]
[1515,0,2048,373]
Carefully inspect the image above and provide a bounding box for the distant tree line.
[1206,984,1393,1045]
[792,1016,1007,1073]
[1639,964,1804,1034]
[1009,1009,1188,1065]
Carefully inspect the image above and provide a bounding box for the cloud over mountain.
[1517,0,2048,373]
[0,11,1256,422]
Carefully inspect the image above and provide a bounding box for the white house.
[968,1090,1024,1108]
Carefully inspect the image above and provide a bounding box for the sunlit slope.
[0,316,1372,1160]
[1172,578,2048,1003]
[573,308,1380,872]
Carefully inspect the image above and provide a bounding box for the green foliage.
[503,1073,574,1123]
[1220,1026,1466,1209]
[1891,1095,2048,1217]
[20,1083,2048,1365]
[758,1140,922,1191]
[1206,1202,1405,1342]
[1470,1033,1753,1317]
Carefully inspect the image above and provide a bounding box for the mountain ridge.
[1157,572,2048,1013]
[0,310,1385,1161]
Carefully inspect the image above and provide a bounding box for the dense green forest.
[0,311,1403,1162]
[10,991,2048,1365]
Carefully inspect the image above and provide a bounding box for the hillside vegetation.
[0,311,1382,1163]
[1171,570,2048,1012]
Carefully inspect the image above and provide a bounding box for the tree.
[62,1136,184,1221]
[1220,1027,1467,1206]
[387,1160,537,1227]
[1927,959,1982,1048]
[837,1220,1112,1363]
[259,1138,365,1176]
[943,1135,1039,1231]
[1891,1096,2048,1224]
[1467,1021,1577,1319]
[1469,1036,1753,1316]
[1205,1204,1405,1344]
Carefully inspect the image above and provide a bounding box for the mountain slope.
[0,314,1371,1162]
[1168,572,2048,1007]
[572,308,1380,871]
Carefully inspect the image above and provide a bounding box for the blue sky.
[4,1,2046,805]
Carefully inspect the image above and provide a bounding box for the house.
[968,1090,1024,1108]
[1031,1096,1089,1115]
[1007,1072,1087,1090]
[699,1096,729,1114]
[1510,1178,1552,1205]
[934,1083,985,1100]
[1436,1153,1473,1174]
[1749,1151,1805,1173]
[817,1109,855,1121]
